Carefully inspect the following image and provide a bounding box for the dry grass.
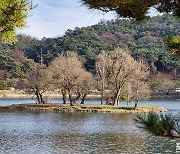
[5,103,167,113]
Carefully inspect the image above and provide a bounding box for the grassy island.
[0,104,168,113]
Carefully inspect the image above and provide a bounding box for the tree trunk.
[72,92,81,104]
[113,89,121,106]
[35,92,45,104]
[106,97,112,105]
[117,95,121,105]
[35,91,41,104]
[68,93,73,106]
[134,99,138,108]
[62,94,66,104]
[101,68,105,105]
[101,91,104,105]
[80,94,87,104]
[127,95,130,106]
[62,89,66,104]
[67,89,74,106]
[39,93,45,104]
[134,84,139,108]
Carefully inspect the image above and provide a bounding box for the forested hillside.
[1,14,180,76]
[0,45,34,77]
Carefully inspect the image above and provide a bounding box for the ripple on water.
[0,112,179,153]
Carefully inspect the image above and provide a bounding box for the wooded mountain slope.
[1,14,180,75]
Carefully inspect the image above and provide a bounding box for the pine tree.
[81,0,180,20]
[0,0,33,43]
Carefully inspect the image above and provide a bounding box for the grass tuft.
[134,112,180,138]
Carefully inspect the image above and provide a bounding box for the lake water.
[0,98,180,111]
[0,98,180,153]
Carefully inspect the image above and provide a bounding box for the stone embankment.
[0,104,168,113]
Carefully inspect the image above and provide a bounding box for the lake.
[0,98,180,111]
[0,98,180,153]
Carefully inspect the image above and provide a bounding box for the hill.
[1,14,180,76]
[16,14,180,73]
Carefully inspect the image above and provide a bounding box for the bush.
[134,112,180,138]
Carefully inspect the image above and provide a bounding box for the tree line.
[24,48,150,107]
[1,15,179,76]
[0,15,179,95]
[12,14,180,73]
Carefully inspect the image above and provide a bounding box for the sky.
[17,0,116,39]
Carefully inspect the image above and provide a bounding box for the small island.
[0,104,168,113]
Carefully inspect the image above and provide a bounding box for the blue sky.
[17,0,116,39]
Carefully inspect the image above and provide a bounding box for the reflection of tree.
[50,132,146,153]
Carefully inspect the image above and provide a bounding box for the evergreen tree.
[81,0,180,20]
[0,0,33,43]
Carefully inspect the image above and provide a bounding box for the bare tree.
[150,72,175,94]
[79,71,95,104]
[121,60,150,107]
[25,64,50,104]
[133,81,150,108]
[95,49,151,106]
[121,81,150,108]
[105,48,140,105]
[11,49,29,64]
[0,70,12,90]
[96,51,108,105]
[48,55,68,104]
[49,52,93,105]
[133,60,150,108]
[121,82,134,106]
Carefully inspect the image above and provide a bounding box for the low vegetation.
[134,112,180,138]
[79,105,134,110]
[0,104,167,113]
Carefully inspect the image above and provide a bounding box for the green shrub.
[134,112,180,138]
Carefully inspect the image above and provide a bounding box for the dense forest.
[0,14,180,89]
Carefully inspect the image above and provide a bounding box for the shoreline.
[0,90,101,99]
[0,90,179,100]
[0,104,168,113]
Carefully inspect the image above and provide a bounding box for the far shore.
[0,90,101,99]
[0,90,179,99]
[0,104,168,113]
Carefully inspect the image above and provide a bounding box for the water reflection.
[51,132,147,153]
[0,112,179,153]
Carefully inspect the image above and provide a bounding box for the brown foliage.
[96,48,150,106]
[25,64,51,104]
[99,33,119,45]
[11,49,28,64]
[49,52,94,105]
